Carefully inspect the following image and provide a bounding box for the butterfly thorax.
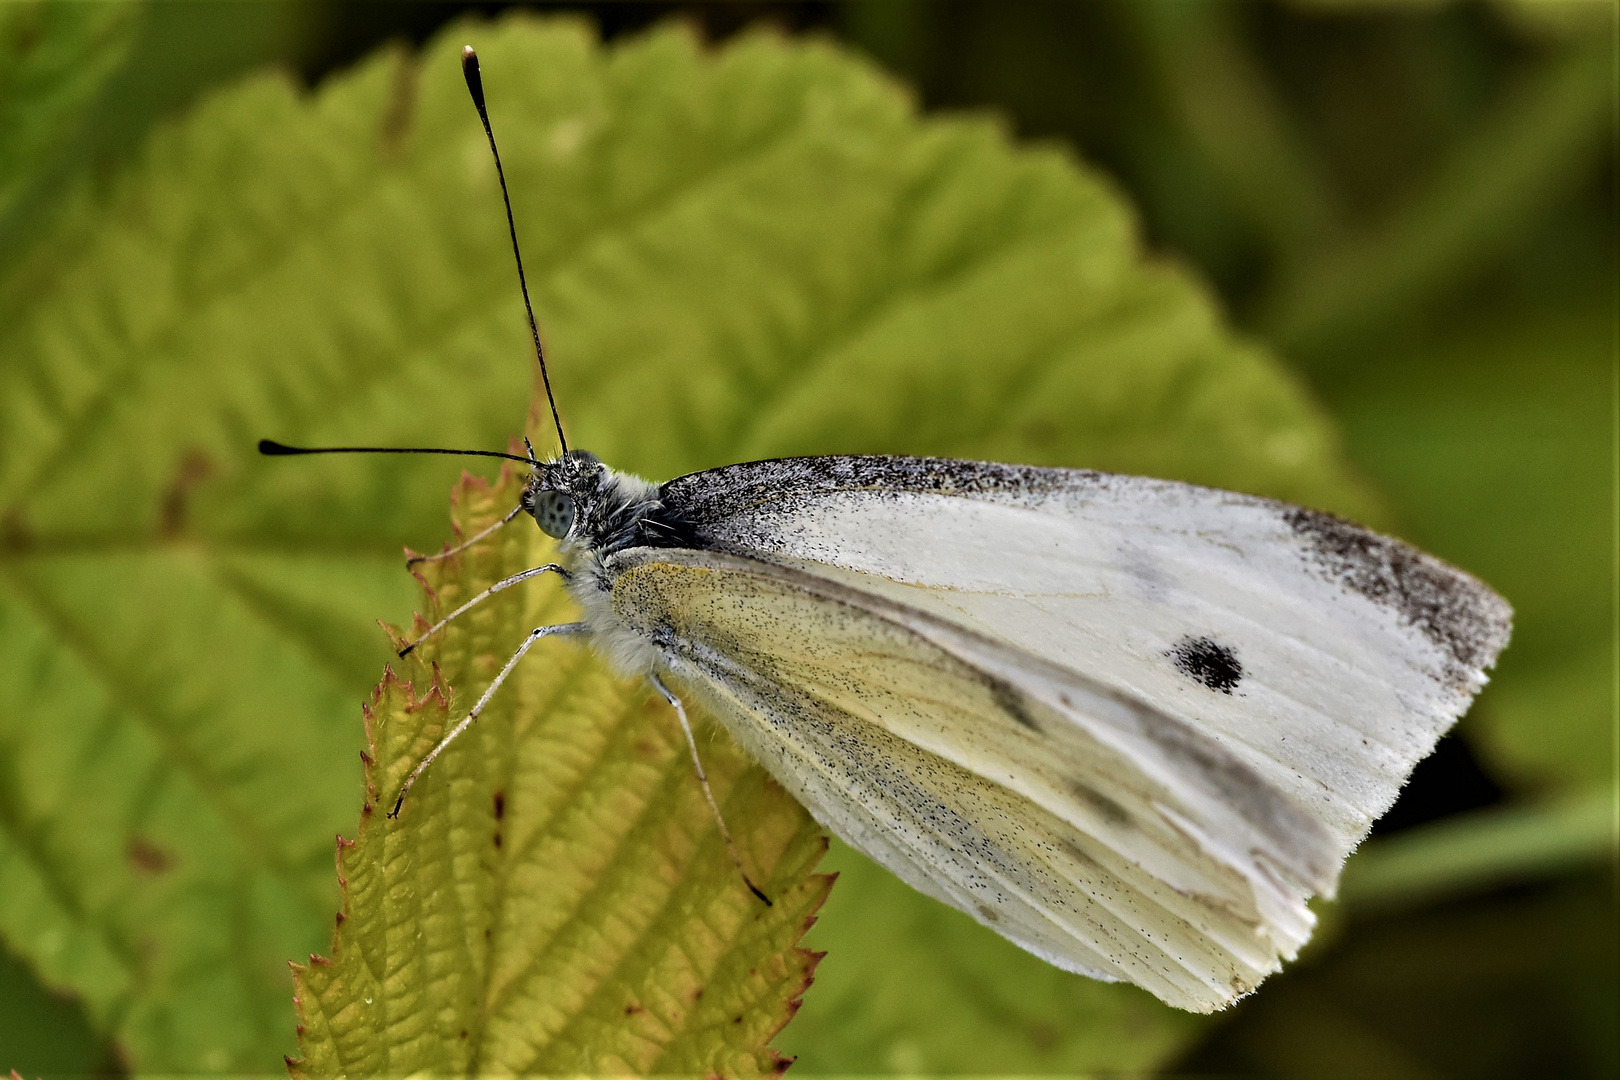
[519,451,690,677]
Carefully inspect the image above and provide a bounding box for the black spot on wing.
[1168,635,1243,694]
[1281,506,1512,685]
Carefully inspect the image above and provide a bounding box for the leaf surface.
[1318,286,1612,794]
[288,467,826,1076]
[0,15,1381,1072]
[0,0,137,225]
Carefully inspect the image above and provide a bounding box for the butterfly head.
[522,449,604,540]
[522,450,666,554]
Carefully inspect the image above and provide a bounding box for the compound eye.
[533,490,576,539]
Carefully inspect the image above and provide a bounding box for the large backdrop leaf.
[0,15,1383,1073]
[289,467,829,1077]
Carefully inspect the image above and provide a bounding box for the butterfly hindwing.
[605,548,1338,1011]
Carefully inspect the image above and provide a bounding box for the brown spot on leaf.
[493,791,505,820]
[624,1003,643,1015]
[159,449,213,536]
[126,836,175,875]
[493,830,502,849]
[1,507,31,552]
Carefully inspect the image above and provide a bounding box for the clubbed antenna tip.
[461,46,485,111]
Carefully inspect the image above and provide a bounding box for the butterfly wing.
[606,547,1342,1011]
[659,456,1512,871]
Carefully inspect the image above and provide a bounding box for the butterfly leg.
[406,502,526,568]
[389,621,589,818]
[398,562,571,658]
[648,672,772,907]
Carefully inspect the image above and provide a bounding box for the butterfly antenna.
[258,439,532,464]
[462,45,568,460]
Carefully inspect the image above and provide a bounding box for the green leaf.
[0,0,312,289]
[1321,291,1614,791]
[0,15,1384,1072]
[0,0,138,224]
[1339,788,1617,913]
[288,467,828,1075]
[1257,29,1615,360]
[0,936,116,1079]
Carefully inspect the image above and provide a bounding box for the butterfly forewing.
[661,456,1513,864]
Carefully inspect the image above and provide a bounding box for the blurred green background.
[0,1,1613,1076]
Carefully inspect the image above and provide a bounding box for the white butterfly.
[264,47,1512,1014]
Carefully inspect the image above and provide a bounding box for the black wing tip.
[1280,503,1513,679]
